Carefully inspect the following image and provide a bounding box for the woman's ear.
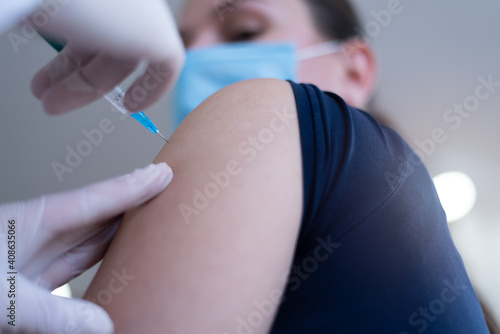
[339,38,377,109]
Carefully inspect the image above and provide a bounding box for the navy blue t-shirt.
[270,82,488,333]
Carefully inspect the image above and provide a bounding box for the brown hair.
[304,0,361,41]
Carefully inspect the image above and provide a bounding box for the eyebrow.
[213,0,268,21]
[179,0,245,42]
[212,0,246,21]
[179,0,262,46]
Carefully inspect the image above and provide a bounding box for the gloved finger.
[37,51,140,115]
[2,276,113,334]
[17,163,172,281]
[124,57,183,112]
[43,163,173,233]
[31,44,97,100]
[38,220,119,290]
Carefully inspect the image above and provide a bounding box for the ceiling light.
[433,171,477,223]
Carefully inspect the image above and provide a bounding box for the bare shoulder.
[155,77,303,224]
[157,78,299,168]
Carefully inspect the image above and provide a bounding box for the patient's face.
[179,0,323,48]
[178,0,350,93]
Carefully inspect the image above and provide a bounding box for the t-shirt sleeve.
[271,81,489,334]
[290,80,411,251]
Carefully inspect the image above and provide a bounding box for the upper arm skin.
[84,79,303,333]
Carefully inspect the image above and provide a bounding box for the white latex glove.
[0,163,173,333]
[29,0,185,114]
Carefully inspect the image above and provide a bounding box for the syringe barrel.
[104,86,128,115]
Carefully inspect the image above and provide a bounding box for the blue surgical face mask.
[170,41,342,128]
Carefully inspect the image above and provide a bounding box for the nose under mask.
[170,41,342,129]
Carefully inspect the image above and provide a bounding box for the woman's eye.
[232,30,260,42]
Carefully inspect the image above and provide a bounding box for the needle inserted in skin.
[157,132,170,143]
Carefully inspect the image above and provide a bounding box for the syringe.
[40,35,169,143]
[105,85,169,142]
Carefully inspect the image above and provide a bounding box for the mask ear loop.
[297,40,343,61]
[337,38,366,65]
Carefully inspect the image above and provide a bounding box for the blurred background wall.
[0,0,498,324]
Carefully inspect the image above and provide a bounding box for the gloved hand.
[29,0,185,114]
[0,163,173,333]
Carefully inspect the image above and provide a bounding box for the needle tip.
[157,132,170,143]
